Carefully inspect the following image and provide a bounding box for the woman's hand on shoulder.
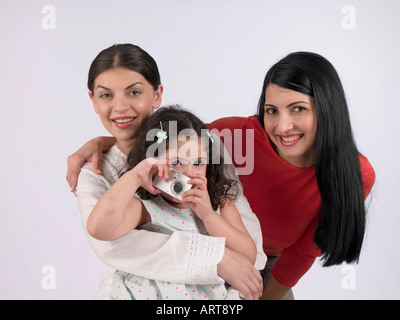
[66,136,116,195]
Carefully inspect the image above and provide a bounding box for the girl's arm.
[182,175,257,265]
[87,158,169,241]
[205,199,257,265]
[87,169,147,241]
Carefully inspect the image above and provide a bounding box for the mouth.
[277,134,304,146]
[112,116,136,128]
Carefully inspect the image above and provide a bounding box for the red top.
[208,116,376,287]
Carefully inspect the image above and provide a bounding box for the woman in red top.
[67,52,375,300]
[209,52,375,299]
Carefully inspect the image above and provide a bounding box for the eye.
[194,159,203,166]
[129,90,141,96]
[170,159,181,166]
[99,92,112,99]
[292,106,306,112]
[265,107,277,115]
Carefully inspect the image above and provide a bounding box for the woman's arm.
[67,136,116,194]
[261,274,292,300]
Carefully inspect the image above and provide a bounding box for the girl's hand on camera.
[181,174,214,220]
[133,158,171,195]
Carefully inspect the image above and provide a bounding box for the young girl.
[87,105,258,300]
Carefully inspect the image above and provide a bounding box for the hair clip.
[206,130,214,144]
[156,121,168,144]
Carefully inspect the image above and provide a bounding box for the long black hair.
[257,52,366,267]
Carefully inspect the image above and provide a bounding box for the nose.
[182,164,195,178]
[277,112,295,133]
[113,94,130,113]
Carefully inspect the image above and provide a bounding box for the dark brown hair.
[87,43,161,92]
[126,105,238,210]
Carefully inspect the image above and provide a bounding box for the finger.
[240,272,260,300]
[157,163,164,178]
[91,153,102,175]
[180,195,199,205]
[187,178,207,190]
[242,263,263,299]
[247,271,263,300]
[188,174,207,183]
[237,283,256,301]
[182,188,204,199]
[254,269,264,297]
[66,155,81,192]
[160,164,170,180]
[149,186,162,195]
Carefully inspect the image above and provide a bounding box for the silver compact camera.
[153,168,192,200]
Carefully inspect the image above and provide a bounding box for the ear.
[153,84,164,110]
[88,90,99,114]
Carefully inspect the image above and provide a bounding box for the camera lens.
[173,181,183,194]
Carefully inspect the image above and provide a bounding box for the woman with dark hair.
[209,52,375,299]
[74,43,266,300]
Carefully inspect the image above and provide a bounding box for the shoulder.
[208,116,250,131]
[208,115,265,134]
[78,145,127,188]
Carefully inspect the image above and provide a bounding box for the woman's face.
[263,83,317,168]
[89,67,163,154]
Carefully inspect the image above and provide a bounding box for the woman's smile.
[112,116,136,128]
[277,134,304,146]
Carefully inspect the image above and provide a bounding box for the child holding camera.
[87,105,257,300]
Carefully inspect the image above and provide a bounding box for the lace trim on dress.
[186,234,217,284]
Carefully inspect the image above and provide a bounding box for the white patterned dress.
[110,194,227,300]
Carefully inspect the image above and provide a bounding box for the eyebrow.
[95,82,144,91]
[264,101,310,108]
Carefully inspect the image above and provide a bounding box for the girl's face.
[263,83,317,168]
[158,138,208,207]
[89,68,163,154]
[165,138,208,179]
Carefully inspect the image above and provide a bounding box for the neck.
[116,139,134,156]
[277,149,316,168]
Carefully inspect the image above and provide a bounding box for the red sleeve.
[359,154,375,199]
[271,218,321,287]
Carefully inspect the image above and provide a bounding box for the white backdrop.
[0,0,398,299]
